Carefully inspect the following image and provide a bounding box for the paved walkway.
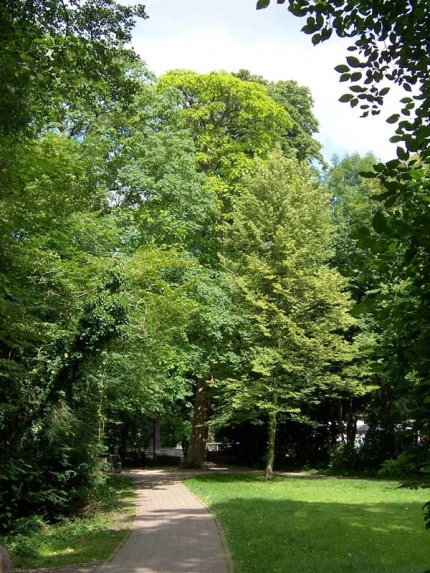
[99,469,233,573]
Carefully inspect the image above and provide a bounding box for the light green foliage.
[157,70,291,206]
[154,70,292,466]
[224,151,359,474]
[118,249,202,411]
[111,87,218,259]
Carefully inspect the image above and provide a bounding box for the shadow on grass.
[17,471,426,573]
[185,474,429,573]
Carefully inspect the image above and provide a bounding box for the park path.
[98,469,233,573]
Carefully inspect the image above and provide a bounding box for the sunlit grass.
[185,474,430,573]
[3,475,135,570]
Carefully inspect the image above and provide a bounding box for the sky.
[128,0,402,163]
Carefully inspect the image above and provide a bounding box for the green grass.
[2,475,135,570]
[185,474,430,573]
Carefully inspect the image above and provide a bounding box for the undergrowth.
[0,474,135,570]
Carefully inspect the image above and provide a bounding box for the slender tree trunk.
[265,374,279,481]
[265,409,277,481]
[339,398,344,444]
[185,377,211,467]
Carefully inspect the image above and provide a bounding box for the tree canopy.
[2,0,429,537]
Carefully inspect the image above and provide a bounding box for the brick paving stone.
[99,470,233,573]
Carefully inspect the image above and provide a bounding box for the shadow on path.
[98,469,233,573]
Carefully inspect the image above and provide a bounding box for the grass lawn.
[185,473,430,573]
[2,474,135,570]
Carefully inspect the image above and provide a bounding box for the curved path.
[99,469,233,573]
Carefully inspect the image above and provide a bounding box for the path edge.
[98,474,139,572]
[182,479,234,573]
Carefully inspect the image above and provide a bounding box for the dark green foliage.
[0,474,135,570]
[0,262,130,530]
[0,0,147,135]
[0,0,145,532]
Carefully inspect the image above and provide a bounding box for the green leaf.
[335,65,350,73]
[384,180,401,192]
[387,114,400,124]
[372,211,387,234]
[351,300,375,317]
[346,56,362,68]
[339,93,353,102]
[385,159,401,170]
[353,224,371,239]
[320,27,332,41]
[302,24,317,34]
[256,0,270,9]
[370,191,393,201]
[384,195,398,208]
[371,239,386,254]
[405,136,419,152]
[374,163,386,172]
[379,87,390,96]
[409,169,425,180]
[396,146,409,161]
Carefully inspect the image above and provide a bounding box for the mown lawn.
[185,474,430,573]
[2,475,135,570]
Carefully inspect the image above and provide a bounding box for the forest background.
[1,0,430,535]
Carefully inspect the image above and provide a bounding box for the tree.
[154,70,292,467]
[0,0,147,136]
[327,153,382,301]
[224,151,358,480]
[157,70,291,214]
[257,0,430,484]
[0,4,151,509]
[233,69,324,165]
[323,154,395,468]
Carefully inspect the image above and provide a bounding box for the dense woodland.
[1,0,430,533]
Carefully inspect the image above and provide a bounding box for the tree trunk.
[185,378,211,467]
[345,397,357,457]
[265,409,277,481]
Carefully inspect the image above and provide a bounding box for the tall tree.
[224,151,358,480]
[0,0,149,522]
[0,0,147,136]
[257,0,430,480]
[155,70,292,466]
